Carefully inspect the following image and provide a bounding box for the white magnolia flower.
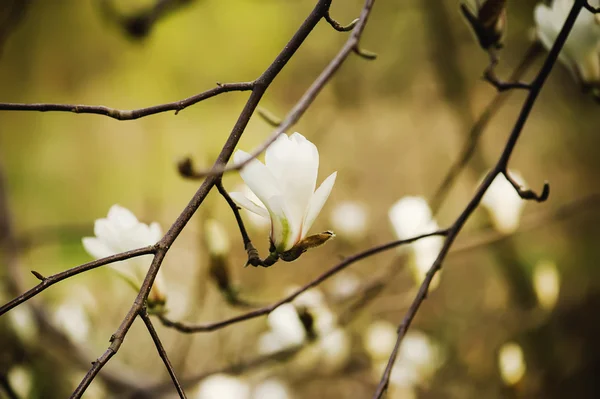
[230,132,337,255]
[234,184,271,230]
[253,379,291,399]
[8,366,33,398]
[480,171,526,234]
[329,200,369,241]
[53,301,90,344]
[195,374,251,399]
[205,219,230,257]
[498,342,526,386]
[328,271,361,301]
[365,321,443,389]
[318,327,352,372]
[533,259,561,310]
[258,303,307,355]
[534,0,600,88]
[82,204,166,308]
[388,197,443,289]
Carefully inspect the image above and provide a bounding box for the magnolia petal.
[82,237,113,259]
[268,195,295,252]
[266,133,319,227]
[302,171,337,239]
[229,192,269,218]
[93,219,121,251]
[107,204,138,229]
[234,150,282,211]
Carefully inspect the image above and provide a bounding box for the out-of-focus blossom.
[480,171,526,234]
[461,0,507,50]
[8,305,38,344]
[388,196,443,289]
[533,259,561,310]
[328,271,361,301]
[82,204,166,309]
[252,379,292,399]
[329,200,368,241]
[258,303,306,355]
[534,0,600,92]
[8,366,33,398]
[53,300,90,344]
[230,133,336,258]
[498,342,526,385]
[195,374,251,399]
[365,320,443,389]
[318,327,352,372]
[205,219,230,258]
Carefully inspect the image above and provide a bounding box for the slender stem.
[0,82,254,120]
[373,2,586,397]
[140,308,186,398]
[157,230,448,333]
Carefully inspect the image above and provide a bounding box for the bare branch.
[140,308,187,398]
[373,2,586,397]
[157,230,448,333]
[584,1,600,13]
[0,82,254,120]
[0,245,155,317]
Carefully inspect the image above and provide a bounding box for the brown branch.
[430,42,543,213]
[0,245,155,316]
[0,82,254,120]
[70,0,337,396]
[175,0,377,179]
[584,1,600,12]
[503,170,550,202]
[139,308,186,398]
[156,230,448,333]
[373,2,587,397]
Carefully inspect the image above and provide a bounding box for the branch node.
[504,172,550,202]
[484,61,531,92]
[30,270,46,281]
[177,157,203,180]
[325,11,359,32]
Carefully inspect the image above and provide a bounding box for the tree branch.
[373,1,586,397]
[0,82,254,120]
[139,308,186,398]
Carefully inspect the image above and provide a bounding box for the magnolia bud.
[461,0,507,50]
[279,231,335,262]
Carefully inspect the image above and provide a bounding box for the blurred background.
[1,0,600,398]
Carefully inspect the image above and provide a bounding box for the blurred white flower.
[252,379,291,399]
[533,259,561,310]
[318,327,352,372]
[82,204,166,308]
[195,374,251,399]
[534,0,600,89]
[53,301,90,344]
[388,196,443,289]
[328,272,361,301]
[205,219,230,257]
[480,171,526,234]
[230,132,337,254]
[8,305,38,344]
[365,321,443,389]
[498,342,526,385]
[8,366,33,398]
[258,303,307,355]
[329,201,368,241]
[364,320,398,361]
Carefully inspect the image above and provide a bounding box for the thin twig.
[373,1,586,397]
[176,0,377,179]
[139,308,186,398]
[0,246,155,316]
[430,42,543,213]
[0,82,254,120]
[324,10,359,32]
[71,1,336,396]
[156,230,448,333]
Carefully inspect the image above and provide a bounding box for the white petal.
[301,171,337,239]
[148,222,163,243]
[388,196,434,240]
[266,133,319,230]
[234,150,281,205]
[107,204,138,229]
[267,303,306,346]
[93,218,120,251]
[267,195,295,251]
[82,237,114,259]
[229,192,269,218]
